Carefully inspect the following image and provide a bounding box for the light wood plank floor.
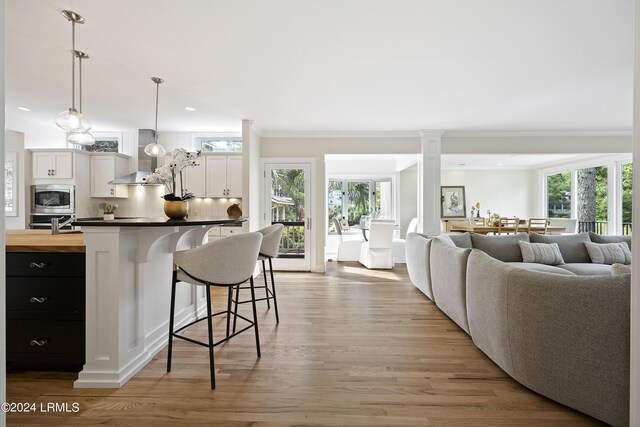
[6,262,603,426]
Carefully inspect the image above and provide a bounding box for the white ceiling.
[441,153,600,170]
[5,0,634,133]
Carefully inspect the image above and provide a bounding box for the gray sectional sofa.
[405,231,631,427]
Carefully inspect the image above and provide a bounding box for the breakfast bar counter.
[70,216,246,388]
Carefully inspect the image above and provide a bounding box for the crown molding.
[260,130,420,138]
[442,130,632,138]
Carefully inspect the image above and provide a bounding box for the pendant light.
[67,50,95,145]
[55,10,92,132]
[144,77,167,157]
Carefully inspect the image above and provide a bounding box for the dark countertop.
[72,216,246,227]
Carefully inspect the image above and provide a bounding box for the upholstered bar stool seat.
[233,224,284,330]
[167,232,263,389]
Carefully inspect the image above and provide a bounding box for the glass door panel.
[266,164,311,271]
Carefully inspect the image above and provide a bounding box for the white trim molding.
[261,130,420,139]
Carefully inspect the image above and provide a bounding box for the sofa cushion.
[555,263,612,276]
[529,233,592,264]
[584,242,631,265]
[518,241,565,265]
[612,263,632,275]
[589,232,631,250]
[469,233,530,262]
[446,232,473,248]
[506,262,576,275]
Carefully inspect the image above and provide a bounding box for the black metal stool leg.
[205,286,216,389]
[262,259,271,309]
[232,284,239,333]
[249,276,261,357]
[226,286,232,339]
[167,271,177,372]
[269,257,280,323]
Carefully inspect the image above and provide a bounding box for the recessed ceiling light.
[497,163,504,166]
[184,106,196,111]
[17,106,31,112]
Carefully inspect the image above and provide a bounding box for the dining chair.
[232,223,284,327]
[527,218,548,234]
[497,217,519,235]
[333,217,364,261]
[359,221,395,269]
[167,232,263,389]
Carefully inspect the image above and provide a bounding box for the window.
[547,172,571,218]
[544,159,632,235]
[622,163,633,235]
[327,178,392,231]
[194,136,242,153]
[76,137,119,152]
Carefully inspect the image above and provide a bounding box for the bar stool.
[233,224,284,331]
[166,232,263,389]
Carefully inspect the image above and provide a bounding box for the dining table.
[449,223,567,235]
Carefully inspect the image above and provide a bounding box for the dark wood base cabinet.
[6,252,85,372]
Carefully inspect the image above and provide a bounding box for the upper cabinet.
[33,151,73,179]
[205,155,242,198]
[90,154,129,198]
[184,158,206,198]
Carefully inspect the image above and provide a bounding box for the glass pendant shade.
[56,108,91,132]
[67,130,95,145]
[144,142,166,157]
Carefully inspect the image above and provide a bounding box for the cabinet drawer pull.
[30,339,48,347]
[29,297,48,304]
[29,262,47,269]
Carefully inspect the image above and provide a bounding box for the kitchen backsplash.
[96,186,241,219]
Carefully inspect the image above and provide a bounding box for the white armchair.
[359,221,395,269]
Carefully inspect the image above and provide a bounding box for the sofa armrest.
[430,237,472,334]
[405,233,433,300]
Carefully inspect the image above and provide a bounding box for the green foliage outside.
[347,182,369,226]
[622,163,633,224]
[547,172,571,218]
[271,169,305,252]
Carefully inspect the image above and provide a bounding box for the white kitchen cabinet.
[184,158,206,197]
[205,155,242,198]
[33,151,73,179]
[90,154,129,198]
[207,226,244,241]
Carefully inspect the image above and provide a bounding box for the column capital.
[419,129,445,139]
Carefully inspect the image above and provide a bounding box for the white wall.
[242,120,261,231]
[441,169,536,219]
[442,134,632,154]
[5,114,67,149]
[399,164,418,238]
[4,130,29,229]
[326,156,399,176]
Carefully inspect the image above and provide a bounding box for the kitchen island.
[71,216,245,388]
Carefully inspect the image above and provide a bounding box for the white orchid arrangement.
[143,149,201,201]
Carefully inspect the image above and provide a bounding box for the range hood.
[108,130,160,185]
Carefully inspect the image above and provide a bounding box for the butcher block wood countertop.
[5,230,85,253]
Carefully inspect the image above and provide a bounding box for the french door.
[264,162,312,271]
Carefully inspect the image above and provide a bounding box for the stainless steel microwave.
[31,184,75,214]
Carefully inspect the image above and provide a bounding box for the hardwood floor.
[6,262,602,426]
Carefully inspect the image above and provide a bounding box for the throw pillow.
[518,241,565,265]
[584,242,632,265]
[612,263,632,275]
